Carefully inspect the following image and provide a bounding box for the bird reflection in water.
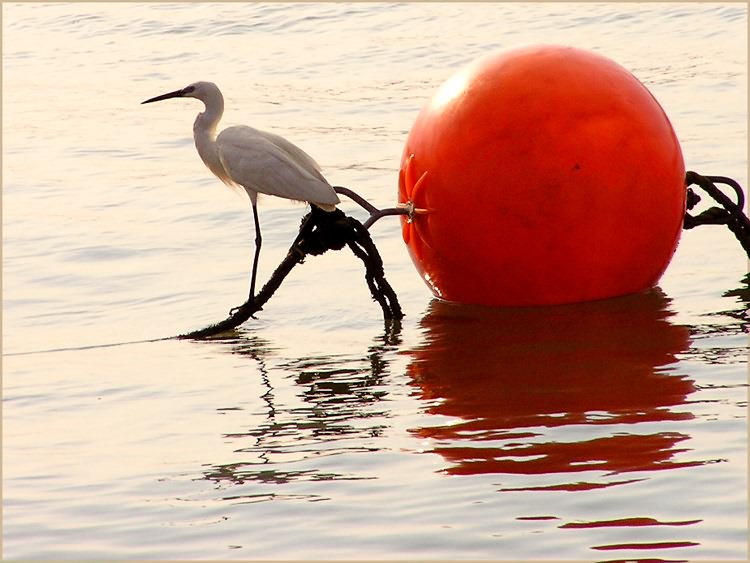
[405,289,712,489]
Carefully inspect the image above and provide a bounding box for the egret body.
[142,81,340,298]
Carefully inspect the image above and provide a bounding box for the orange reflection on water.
[406,290,704,483]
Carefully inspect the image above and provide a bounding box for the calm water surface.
[3,3,747,560]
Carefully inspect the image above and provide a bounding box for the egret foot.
[228,299,257,319]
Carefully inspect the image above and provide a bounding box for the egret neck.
[192,87,235,190]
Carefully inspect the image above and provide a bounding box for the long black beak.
[141,88,186,104]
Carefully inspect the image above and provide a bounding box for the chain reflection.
[197,324,402,496]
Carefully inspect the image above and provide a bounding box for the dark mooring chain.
[684,171,750,257]
[182,172,749,339]
[180,202,404,339]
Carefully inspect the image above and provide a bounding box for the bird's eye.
[182,85,196,94]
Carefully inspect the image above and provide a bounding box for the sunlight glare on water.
[3,2,747,559]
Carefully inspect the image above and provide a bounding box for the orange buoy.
[399,45,686,306]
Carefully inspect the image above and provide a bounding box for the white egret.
[141,81,340,299]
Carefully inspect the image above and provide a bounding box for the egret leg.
[249,202,262,299]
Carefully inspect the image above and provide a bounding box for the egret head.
[141,81,223,107]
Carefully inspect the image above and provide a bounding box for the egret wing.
[216,126,340,206]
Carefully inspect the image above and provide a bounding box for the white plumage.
[142,81,340,298]
[216,125,339,210]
